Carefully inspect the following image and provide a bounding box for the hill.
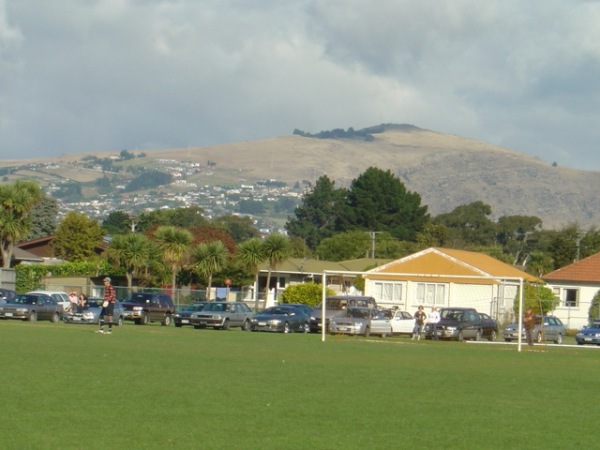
[2,124,599,228]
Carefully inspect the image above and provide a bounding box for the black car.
[250,304,310,333]
[174,302,207,327]
[121,292,176,326]
[425,307,486,341]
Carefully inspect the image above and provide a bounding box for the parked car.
[424,307,485,341]
[27,290,70,313]
[0,293,63,322]
[389,310,415,335]
[63,298,125,326]
[174,302,207,327]
[309,296,378,333]
[192,302,253,330]
[329,307,392,337]
[0,288,17,304]
[503,315,565,344]
[250,304,310,333]
[283,303,314,317]
[121,292,175,326]
[576,320,600,345]
[478,312,499,341]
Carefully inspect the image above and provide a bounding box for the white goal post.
[321,270,526,351]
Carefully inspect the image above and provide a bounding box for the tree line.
[2,167,599,295]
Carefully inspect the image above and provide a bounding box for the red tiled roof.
[543,252,600,283]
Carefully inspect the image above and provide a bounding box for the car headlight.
[310,316,317,321]
[17,308,28,313]
[446,326,457,331]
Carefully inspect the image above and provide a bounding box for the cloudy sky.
[1,0,599,170]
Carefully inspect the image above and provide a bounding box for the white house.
[363,247,540,322]
[542,252,600,330]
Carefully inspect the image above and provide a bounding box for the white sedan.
[390,310,415,335]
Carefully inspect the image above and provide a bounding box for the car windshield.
[202,303,228,312]
[127,293,155,304]
[182,303,205,312]
[262,307,293,315]
[13,295,41,305]
[441,310,464,320]
[346,308,370,319]
[590,321,600,328]
[320,298,348,310]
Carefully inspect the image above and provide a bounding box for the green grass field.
[1,320,598,450]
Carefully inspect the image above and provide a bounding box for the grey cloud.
[0,0,599,170]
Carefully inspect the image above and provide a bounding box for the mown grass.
[1,320,598,449]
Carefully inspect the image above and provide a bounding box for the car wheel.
[241,319,250,331]
[29,311,37,322]
[489,330,497,342]
[222,319,230,330]
[303,322,309,333]
[458,330,464,341]
[474,330,481,341]
[162,314,172,326]
[175,322,182,328]
[283,322,290,334]
[504,338,511,342]
[363,326,370,337]
[117,316,124,327]
[50,312,60,323]
[141,313,149,325]
[555,333,563,344]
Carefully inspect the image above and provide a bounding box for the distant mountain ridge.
[2,124,599,229]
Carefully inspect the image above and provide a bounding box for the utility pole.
[368,231,382,259]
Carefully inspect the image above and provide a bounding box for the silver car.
[63,298,125,326]
[191,302,253,330]
[329,307,392,337]
[503,315,565,344]
[0,293,63,322]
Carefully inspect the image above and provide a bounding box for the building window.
[373,282,402,304]
[564,289,578,307]
[416,283,446,306]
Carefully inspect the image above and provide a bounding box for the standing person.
[97,277,116,334]
[412,305,427,340]
[523,307,535,346]
[428,307,440,340]
[68,291,78,313]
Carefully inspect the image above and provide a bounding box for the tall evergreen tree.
[285,175,347,250]
[340,167,429,241]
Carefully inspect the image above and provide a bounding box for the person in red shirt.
[97,277,116,334]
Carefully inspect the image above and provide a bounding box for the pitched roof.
[366,247,539,283]
[543,252,600,283]
[258,258,392,274]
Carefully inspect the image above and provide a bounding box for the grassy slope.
[1,320,598,449]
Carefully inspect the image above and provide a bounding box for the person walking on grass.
[412,305,427,340]
[97,277,116,334]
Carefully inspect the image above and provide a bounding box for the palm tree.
[154,226,193,296]
[191,240,229,300]
[236,238,267,311]
[105,233,154,292]
[0,180,42,268]
[262,233,290,305]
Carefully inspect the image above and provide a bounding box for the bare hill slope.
[4,125,599,228]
